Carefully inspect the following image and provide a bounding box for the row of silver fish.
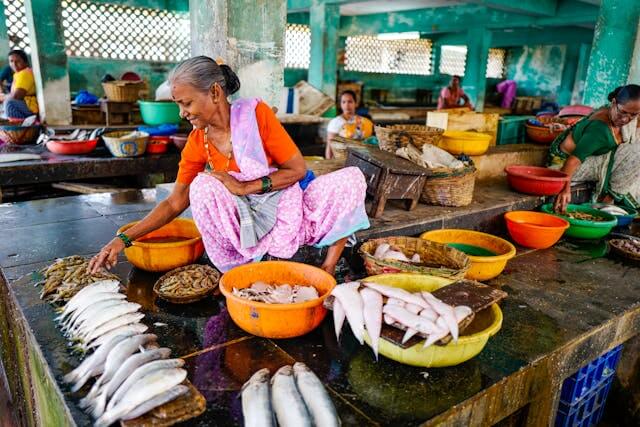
[331,281,473,358]
[56,281,189,426]
[241,363,340,427]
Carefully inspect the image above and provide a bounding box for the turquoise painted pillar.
[463,27,492,112]
[308,1,339,99]
[571,44,591,105]
[23,0,72,124]
[558,43,580,106]
[190,0,286,107]
[628,20,640,84]
[583,0,640,107]
[0,1,10,60]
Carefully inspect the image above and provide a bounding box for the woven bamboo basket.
[102,131,149,157]
[421,165,476,207]
[329,135,366,161]
[102,80,144,102]
[375,124,444,153]
[0,123,41,145]
[359,236,471,279]
[153,264,220,304]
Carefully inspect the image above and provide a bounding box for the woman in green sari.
[548,85,640,212]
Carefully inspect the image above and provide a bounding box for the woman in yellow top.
[0,50,38,119]
[325,90,373,158]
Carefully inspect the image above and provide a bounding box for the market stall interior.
[2,0,640,426]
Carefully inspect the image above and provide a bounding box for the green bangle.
[117,232,133,248]
[260,176,272,194]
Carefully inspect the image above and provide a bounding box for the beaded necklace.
[203,126,232,172]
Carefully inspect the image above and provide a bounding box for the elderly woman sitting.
[0,50,38,119]
[90,57,370,276]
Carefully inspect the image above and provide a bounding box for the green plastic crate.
[497,115,532,145]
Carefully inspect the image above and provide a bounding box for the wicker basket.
[102,131,149,157]
[375,124,444,153]
[0,124,41,145]
[102,80,144,102]
[329,136,366,161]
[359,236,470,279]
[153,264,220,304]
[421,165,476,207]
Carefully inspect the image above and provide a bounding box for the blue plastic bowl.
[587,203,637,227]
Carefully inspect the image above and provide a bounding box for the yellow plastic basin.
[420,229,516,281]
[362,273,502,367]
[438,130,491,156]
[117,218,205,272]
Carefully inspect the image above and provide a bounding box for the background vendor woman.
[0,50,38,119]
[325,90,373,159]
[437,75,472,110]
[549,84,640,213]
[90,57,369,276]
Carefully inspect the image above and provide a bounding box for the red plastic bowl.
[46,139,98,155]
[505,165,569,196]
[146,141,168,154]
[504,211,570,249]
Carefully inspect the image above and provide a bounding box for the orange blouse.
[176,102,300,185]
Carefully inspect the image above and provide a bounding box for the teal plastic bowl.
[540,203,617,239]
[138,101,181,125]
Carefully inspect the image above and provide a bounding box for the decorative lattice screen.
[2,0,31,54]
[439,45,467,77]
[61,1,190,62]
[285,23,310,69]
[345,36,432,75]
[486,48,506,79]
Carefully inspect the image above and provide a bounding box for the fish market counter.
[1,193,640,426]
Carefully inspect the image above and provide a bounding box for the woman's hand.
[554,188,572,213]
[88,238,125,274]
[208,171,247,195]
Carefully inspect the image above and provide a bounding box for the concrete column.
[571,44,591,105]
[628,19,640,84]
[558,43,580,106]
[308,1,340,99]
[23,0,72,125]
[583,0,640,107]
[190,0,286,107]
[463,27,492,112]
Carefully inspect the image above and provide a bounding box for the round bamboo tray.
[375,124,444,153]
[421,165,476,207]
[153,264,220,304]
[359,236,471,279]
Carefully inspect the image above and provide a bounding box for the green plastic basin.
[540,203,617,239]
[138,101,181,125]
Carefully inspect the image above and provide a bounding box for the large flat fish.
[241,368,273,427]
[293,363,340,427]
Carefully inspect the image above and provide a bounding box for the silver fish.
[271,365,311,427]
[241,368,273,427]
[81,323,148,352]
[454,305,473,322]
[64,334,129,389]
[57,292,125,322]
[69,302,141,338]
[293,363,340,427]
[87,347,171,418]
[76,312,145,344]
[66,280,120,302]
[382,305,441,336]
[107,359,185,412]
[121,385,189,421]
[83,334,157,398]
[363,282,429,309]
[400,303,423,346]
[330,282,364,344]
[333,299,346,342]
[62,299,129,334]
[360,288,382,359]
[421,292,458,342]
[94,368,187,427]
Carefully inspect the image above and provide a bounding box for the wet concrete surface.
[1,192,639,426]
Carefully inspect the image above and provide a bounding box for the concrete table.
[0,190,638,426]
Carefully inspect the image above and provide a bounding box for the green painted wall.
[505,45,566,99]
[68,58,175,97]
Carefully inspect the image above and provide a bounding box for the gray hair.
[168,56,240,96]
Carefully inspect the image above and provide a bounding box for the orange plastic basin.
[504,211,570,249]
[219,261,336,338]
[117,218,204,272]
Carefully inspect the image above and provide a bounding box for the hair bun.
[219,64,241,95]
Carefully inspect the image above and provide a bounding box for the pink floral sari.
[189,98,370,272]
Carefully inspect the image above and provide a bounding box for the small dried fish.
[155,264,219,299]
